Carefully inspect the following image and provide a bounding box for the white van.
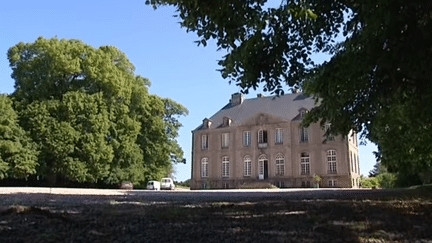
[161,178,175,190]
[146,181,160,190]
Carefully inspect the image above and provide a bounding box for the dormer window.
[223,117,232,127]
[203,118,212,129]
[299,108,308,118]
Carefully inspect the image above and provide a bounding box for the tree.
[148,0,432,185]
[7,37,187,185]
[368,158,390,178]
[368,162,381,178]
[0,94,38,179]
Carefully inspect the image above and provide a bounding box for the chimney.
[230,93,244,106]
[257,93,263,98]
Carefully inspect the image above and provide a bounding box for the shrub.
[239,182,278,189]
[361,173,397,188]
[377,173,397,188]
[361,177,380,188]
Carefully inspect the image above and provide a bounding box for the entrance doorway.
[258,155,268,180]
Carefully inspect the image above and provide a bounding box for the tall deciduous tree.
[148,0,432,185]
[8,37,187,185]
[0,94,38,179]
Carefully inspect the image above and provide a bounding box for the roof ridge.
[243,92,301,101]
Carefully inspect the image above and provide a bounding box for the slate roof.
[193,93,316,132]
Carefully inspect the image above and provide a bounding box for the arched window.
[327,150,337,174]
[244,156,251,176]
[300,152,310,175]
[201,158,209,177]
[222,156,229,177]
[275,153,285,176]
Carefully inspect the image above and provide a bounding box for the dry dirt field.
[0,186,431,243]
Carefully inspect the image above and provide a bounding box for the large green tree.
[148,0,432,184]
[8,37,187,185]
[0,94,38,179]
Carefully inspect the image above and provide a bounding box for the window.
[201,158,209,177]
[275,181,285,188]
[275,154,285,176]
[201,134,208,149]
[324,124,334,141]
[222,156,229,177]
[300,152,310,175]
[243,131,251,147]
[223,117,231,126]
[350,151,353,172]
[203,118,212,129]
[300,127,309,143]
[222,182,229,189]
[300,109,307,118]
[275,128,283,144]
[302,181,311,187]
[244,156,252,177]
[258,130,268,144]
[354,154,357,174]
[221,133,229,148]
[327,150,337,174]
[328,180,338,187]
[357,155,360,174]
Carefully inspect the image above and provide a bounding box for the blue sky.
[0,0,378,182]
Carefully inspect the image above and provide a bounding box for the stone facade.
[191,93,360,189]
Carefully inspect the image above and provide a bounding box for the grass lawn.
[0,185,431,242]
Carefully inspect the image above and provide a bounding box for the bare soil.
[0,187,431,243]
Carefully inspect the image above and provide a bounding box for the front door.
[264,160,268,179]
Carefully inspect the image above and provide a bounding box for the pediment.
[240,112,288,127]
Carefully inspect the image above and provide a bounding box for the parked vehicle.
[146,181,160,190]
[161,178,175,190]
[119,181,133,190]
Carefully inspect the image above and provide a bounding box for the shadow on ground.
[0,186,431,242]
